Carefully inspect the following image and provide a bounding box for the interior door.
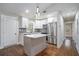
[3,15,18,47]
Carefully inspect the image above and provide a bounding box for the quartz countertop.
[24,33,47,38]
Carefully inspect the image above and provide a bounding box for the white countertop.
[24,33,47,38]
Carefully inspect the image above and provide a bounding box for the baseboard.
[75,45,79,54]
[76,47,79,54]
[17,42,24,46]
[76,48,79,54]
[0,42,23,49]
[17,42,21,44]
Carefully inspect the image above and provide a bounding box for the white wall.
[57,14,64,48]
[0,15,19,49]
[73,11,79,53]
[0,16,1,48]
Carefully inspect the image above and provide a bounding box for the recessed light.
[25,9,29,13]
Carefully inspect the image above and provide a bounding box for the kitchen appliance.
[42,24,48,34]
[48,22,57,45]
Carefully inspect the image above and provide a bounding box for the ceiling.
[0,3,79,20]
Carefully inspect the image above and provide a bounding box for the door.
[1,15,19,47]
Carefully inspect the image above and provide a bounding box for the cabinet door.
[35,20,42,28]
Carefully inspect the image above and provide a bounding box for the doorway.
[64,16,75,40]
[63,15,75,47]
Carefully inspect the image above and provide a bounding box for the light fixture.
[36,6,39,13]
[35,6,40,19]
[25,9,29,13]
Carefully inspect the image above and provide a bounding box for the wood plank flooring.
[0,39,79,56]
[0,45,25,56]
[37,44,78,56]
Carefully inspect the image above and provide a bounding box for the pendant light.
[35,6,40,20]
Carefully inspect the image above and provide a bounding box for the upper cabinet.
[19,17,29,28]
[34,20,42,28]
[34,19,47,29]
[19,16,34,32]
[18,17,29,33]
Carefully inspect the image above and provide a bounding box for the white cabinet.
[24,34,47,56]
[19,17,29,28]
[18,33,24,45]
[18,17,30,45]
[22,17,29,28]
[34,20,47,29]
[0,15,19,49]
[34,20,42,28]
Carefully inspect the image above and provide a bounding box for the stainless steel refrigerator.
[47,22,57,45]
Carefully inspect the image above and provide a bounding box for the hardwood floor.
[37,44,78,56]
[0,45,25,56]
[0,39,78,56]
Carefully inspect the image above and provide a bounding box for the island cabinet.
[24,34,47,56]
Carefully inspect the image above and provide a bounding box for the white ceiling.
[0,3,79,20]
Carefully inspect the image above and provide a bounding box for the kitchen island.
[24,33,47,56]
